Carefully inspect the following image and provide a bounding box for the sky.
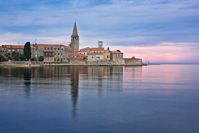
[0,0,199,63]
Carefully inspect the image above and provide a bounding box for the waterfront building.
[36,44,73,62]
[87,53,105,61]
[0,45,37,57]
[110,50,124,62]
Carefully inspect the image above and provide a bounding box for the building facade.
[36,44,74,62]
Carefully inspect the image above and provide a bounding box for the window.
[48,48,49,50]
[51,47,53,50]
[54,58,56,61]
[44,47,46,50]
[55,53,56,55]
[58,53,59,55]
[107,55,108,58]
[55,48,56,50]
[58,48,60,50]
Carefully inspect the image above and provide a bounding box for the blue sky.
[0,0,199,62]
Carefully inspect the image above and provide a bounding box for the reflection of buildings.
[69,66,79,119]
[123,66,143,89]
[79,66,124,95]
[23,68,31,98]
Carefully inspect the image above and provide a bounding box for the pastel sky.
[0,0,199,63]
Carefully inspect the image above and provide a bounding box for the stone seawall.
[124,58,143,65]
[0,61,43,67]
[0,59,143,67]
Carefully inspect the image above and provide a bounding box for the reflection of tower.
[23,68,31,98]
[70,66,79,119]
[71,22,79,51]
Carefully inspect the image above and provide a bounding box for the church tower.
[71,22,79,51]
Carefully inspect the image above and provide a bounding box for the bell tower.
[71,22,79,51]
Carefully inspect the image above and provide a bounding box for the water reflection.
[1,65,199,133]
[23,68,31,98]
[69,66,79,119]
[0,66,139,120]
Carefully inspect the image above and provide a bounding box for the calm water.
[0,65,199,133]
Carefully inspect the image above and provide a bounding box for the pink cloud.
[117,43,199,63]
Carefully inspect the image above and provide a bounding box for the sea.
[0,65,199,133]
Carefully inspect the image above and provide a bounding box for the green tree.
[19,54,26,61]
[31,57,37,61]
[12,51,20,61]
[24,42,31,60]
[117,50,121,52]
[8,56,11,60]
[0,55,5,62]
[4,53,10,57]
[38,56,44,62]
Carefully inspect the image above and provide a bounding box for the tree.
[8,56,11,60]
[0,55,5,62]
[31,57,37,61]
[117,50,121,52]
[24,42,31,61]
[12,51,20,61]
[38,56,44,62]
[19,54,26,61]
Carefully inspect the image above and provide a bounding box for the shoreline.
[0,64,146,68]
[0,61,145,67]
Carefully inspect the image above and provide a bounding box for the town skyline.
[0,0,199,63]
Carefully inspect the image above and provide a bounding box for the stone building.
[36,44,73,62]
[70,22,79,52]
[110,50,124,62]
[87,53,105,61]
[0,45,37,57]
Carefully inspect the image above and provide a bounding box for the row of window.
[44,47,61,50]
[43,47,73,52]
[93,51,103,53]
[44,52,64,56]
[45,58,66,61]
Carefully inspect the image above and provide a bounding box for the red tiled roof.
[2,45,24,49]
[78,54,87,57]
[73,50,77,53]
[80,47,92,51]
[76,57,84,59]
[68,53,78,56]
[2,45,37,49]
[31,46,37,49]
[87,53,104,55]
[0,46,2,48]
[91,47,104,51]
[64,46,72,49]
[78,50,91,52]
[110,51,123,54]
[37,44,63,47]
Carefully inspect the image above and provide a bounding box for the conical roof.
[72,22,78,36]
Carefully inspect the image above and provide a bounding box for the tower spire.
[72,22,78,36]
[71,22,79,51]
